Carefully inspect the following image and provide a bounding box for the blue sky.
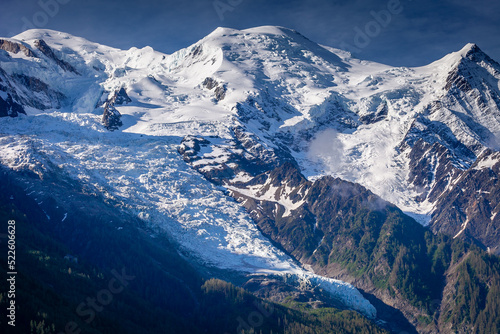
[1,0,499,66]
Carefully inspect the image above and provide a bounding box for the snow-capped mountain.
[1,26,500,333]
[0,28,380,318]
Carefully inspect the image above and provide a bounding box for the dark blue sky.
[1,0,499,66]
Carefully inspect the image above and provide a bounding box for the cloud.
[307,128,345,174]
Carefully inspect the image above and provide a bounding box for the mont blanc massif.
[1,26,499,334]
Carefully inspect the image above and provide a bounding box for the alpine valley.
[1,26,499,334]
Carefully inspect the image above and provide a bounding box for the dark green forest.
[0,171,387,334]
[233,163,500,333]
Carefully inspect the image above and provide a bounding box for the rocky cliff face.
[398,45,500,254]
[0,91,25,117]
[0,68,65,112]
[0,39,36,57]
[100,88,131,130]
[431,150,500,253]
[0,67,26,116]
[202,77,226,101]
[34,39,79,74]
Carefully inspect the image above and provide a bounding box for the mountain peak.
[459,43,480,55]
[457,43,491,62]
[206,26,241,38]
[243,25,293,36]
[208,26,296,37]
[203,26,304,43]
[429,42,497,75]
[454,43,500,69]
[12,28,70,42]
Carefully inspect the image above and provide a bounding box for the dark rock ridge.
[405,139,464,203]
[114,87,132,105]
[202,77,226,101]
[0,39,36,57]
[0,67,26,117]
[12,73,66,110]
[34,39,79,74]
[431,150,500,254]
[0,92,25,117]
[443,45,500,111]
[359,101,388,125]
[0,65,65,114]
[99,88,131,131]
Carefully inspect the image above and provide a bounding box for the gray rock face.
[406,139,463,203]
[12,74,65,110]
[102,104,123,131]
[99,88,130,130]
[114,87,132,105]
[0,63,66,115]
[0,93,25,117]
[214,85,226,101]
[431,150,500,254]
[34,39,79,74]
[359,102,388,125]
[202,77,226,101]
[0,39,36,57]
[202,77,218,90]
[0,67,25,117]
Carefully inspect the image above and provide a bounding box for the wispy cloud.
[307,128,345,174]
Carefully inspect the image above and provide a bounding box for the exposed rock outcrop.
[102,104,123,131]
[0,93,25,117]
[431,150,500,254]
[202,77,226,101]
[34,39,79,74]
[359,102,388,124]
[114,87,132,105]
[99,87,131,131]
[0,39,36,57]
[202,77,218,90]
[0,67,26,117]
